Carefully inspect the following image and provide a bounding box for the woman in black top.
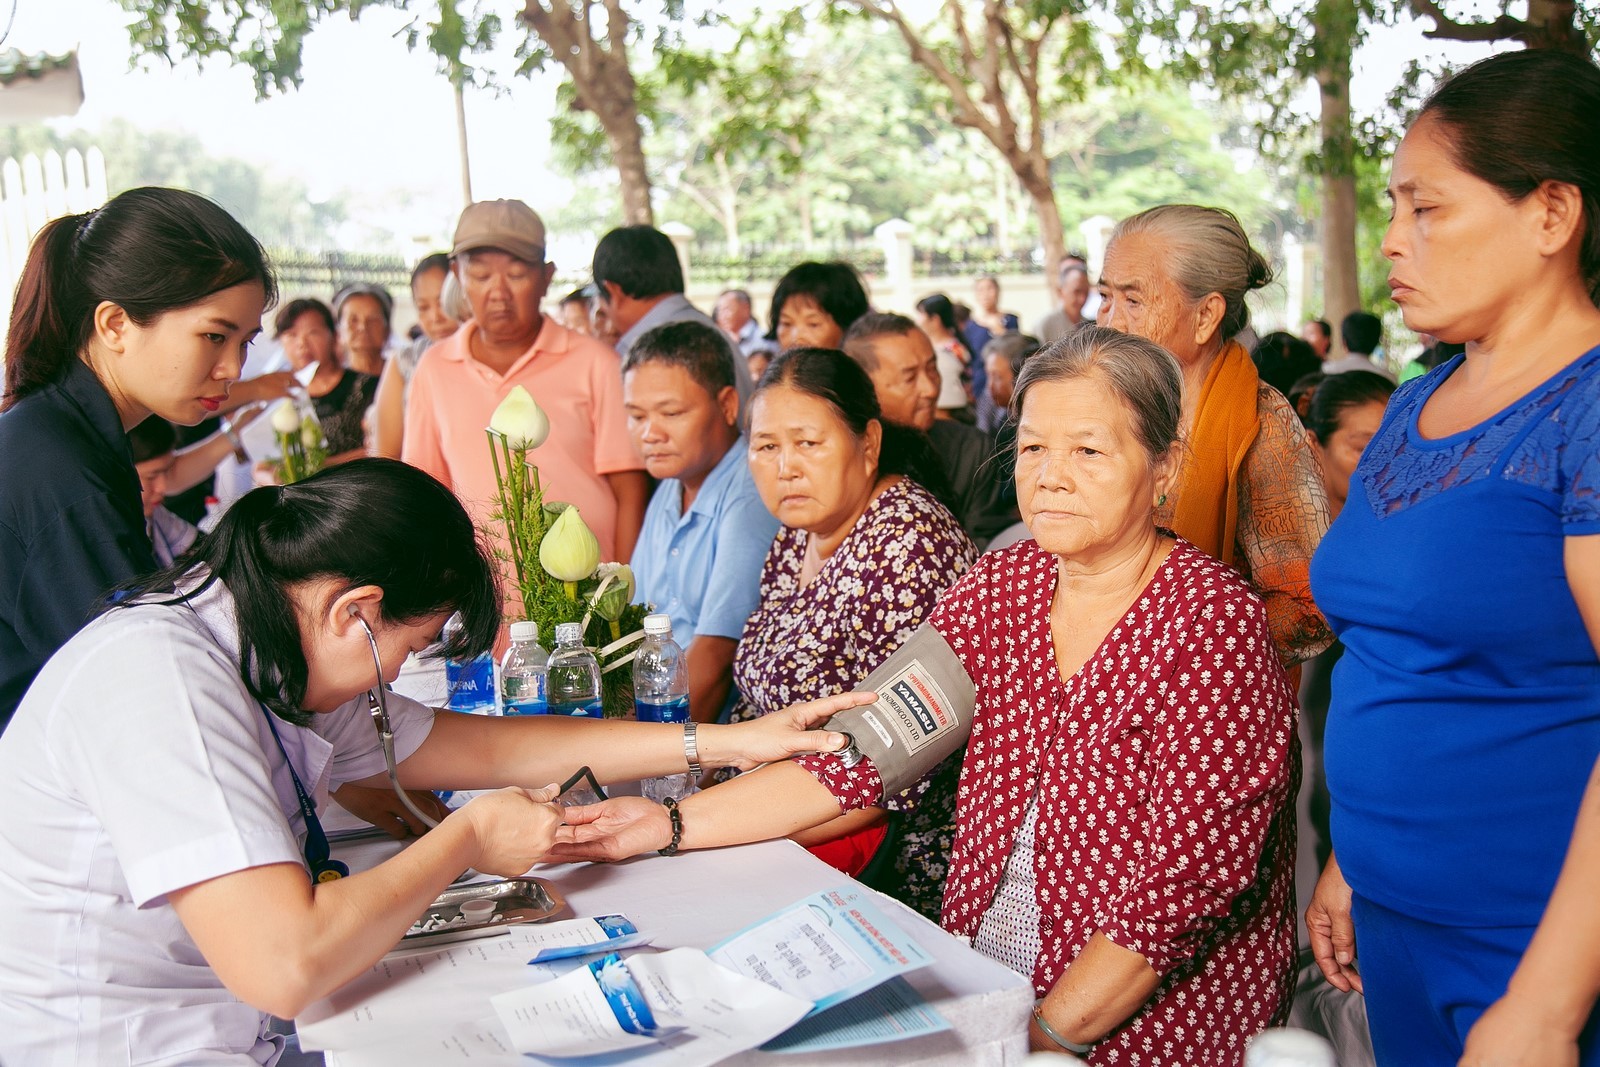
[273,297,379,459]
[0,186,274,728]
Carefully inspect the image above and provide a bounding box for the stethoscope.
[352,611,443,833]
[260,612,442,884]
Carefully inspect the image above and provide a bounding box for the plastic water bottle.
[500,621,548,717]
[633,614,692,802]
[197,496,224,533]
[1244,1028,1337,1067]
[443,613,497,714]
[546,623,603,717]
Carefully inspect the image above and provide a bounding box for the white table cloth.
[319,838,1032,1066]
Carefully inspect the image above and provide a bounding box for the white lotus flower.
[270,399,301,434]
[489,385,550,450]
[539,506,601,583]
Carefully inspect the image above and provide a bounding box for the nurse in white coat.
[0,458,861,1065]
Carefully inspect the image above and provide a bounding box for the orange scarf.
[1170,341,1260,566]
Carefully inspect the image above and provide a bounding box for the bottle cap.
[643,613,673,636]
[509,621,539,643]
[1244,1029,1336,1067]
[554,622,583,645]
[459,898,497,922]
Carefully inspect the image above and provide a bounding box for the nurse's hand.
[331,782,450,839]
[1307,851,1363,994]
[699,690,873,772]
[458,785,565,877]
[547,797,671,863]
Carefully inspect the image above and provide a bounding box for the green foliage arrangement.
[487,387,647,716]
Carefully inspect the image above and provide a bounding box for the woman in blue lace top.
[1307,51,1600,1067]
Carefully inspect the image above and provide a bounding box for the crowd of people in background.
[0,45,1595,1067]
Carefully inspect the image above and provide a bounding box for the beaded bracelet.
[658,797,684,857]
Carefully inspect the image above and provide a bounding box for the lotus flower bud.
[489,385,550,450]
[539,506,600,583]
[590,563,635,621]
[270,399,301,434]
[299,416,323,450]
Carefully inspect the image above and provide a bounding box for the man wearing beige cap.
[402,199,648,562]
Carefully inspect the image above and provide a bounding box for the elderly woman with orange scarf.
[1095,204,1333,668]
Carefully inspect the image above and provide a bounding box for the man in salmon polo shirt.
[403,199,648,561]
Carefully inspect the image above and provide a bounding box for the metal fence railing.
[269,248,413,296]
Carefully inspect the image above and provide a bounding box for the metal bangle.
[683,721,701,776]
[1031,1002,1094,1056]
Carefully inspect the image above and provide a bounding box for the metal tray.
[401,877,568,947]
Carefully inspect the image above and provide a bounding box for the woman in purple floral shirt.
[728,348,975,874]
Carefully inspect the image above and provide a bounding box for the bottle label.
[503,698,548,717]
[446,654,495,712]
[634,695,690,724]
[550,700,605,718]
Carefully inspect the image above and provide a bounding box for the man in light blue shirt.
[623,321,779,723]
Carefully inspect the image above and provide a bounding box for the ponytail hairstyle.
[916,293,976,360]
[1303,370,1395,447]
[2,186,276,412]
[111,458,499,726]
[753,347,956,513]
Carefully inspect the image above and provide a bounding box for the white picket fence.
[0,147,109,357]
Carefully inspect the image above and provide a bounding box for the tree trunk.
[1016,158,1065,275]
[1526,0,1584,51]
[521,1,654,226]
[600,106,654,225]
[1315,0,1361,347]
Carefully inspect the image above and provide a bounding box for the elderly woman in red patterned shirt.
[556,325,1299,1067]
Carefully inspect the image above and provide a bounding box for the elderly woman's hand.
[548,797,672,863]
[698,690,874,772]
[1307,851,1363,993]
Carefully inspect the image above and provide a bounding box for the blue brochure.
[708,887,933,1017]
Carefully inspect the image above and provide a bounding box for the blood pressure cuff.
[822,624,977,797]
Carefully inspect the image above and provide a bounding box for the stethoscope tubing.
[355,614,442,832]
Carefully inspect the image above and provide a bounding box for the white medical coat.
[0,580,435,1065]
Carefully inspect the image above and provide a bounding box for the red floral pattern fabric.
[797,537,1298,1066]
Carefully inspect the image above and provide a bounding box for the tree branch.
[945,0,979,74]
[849,0,1003,145]
[1407,0,1527,43]
[602,0,631,53]
[969,0,1015,147]
[671,174,729,225]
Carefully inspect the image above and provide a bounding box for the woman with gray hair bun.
[1097,204,1333,669]
[554,325,1301,1065]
